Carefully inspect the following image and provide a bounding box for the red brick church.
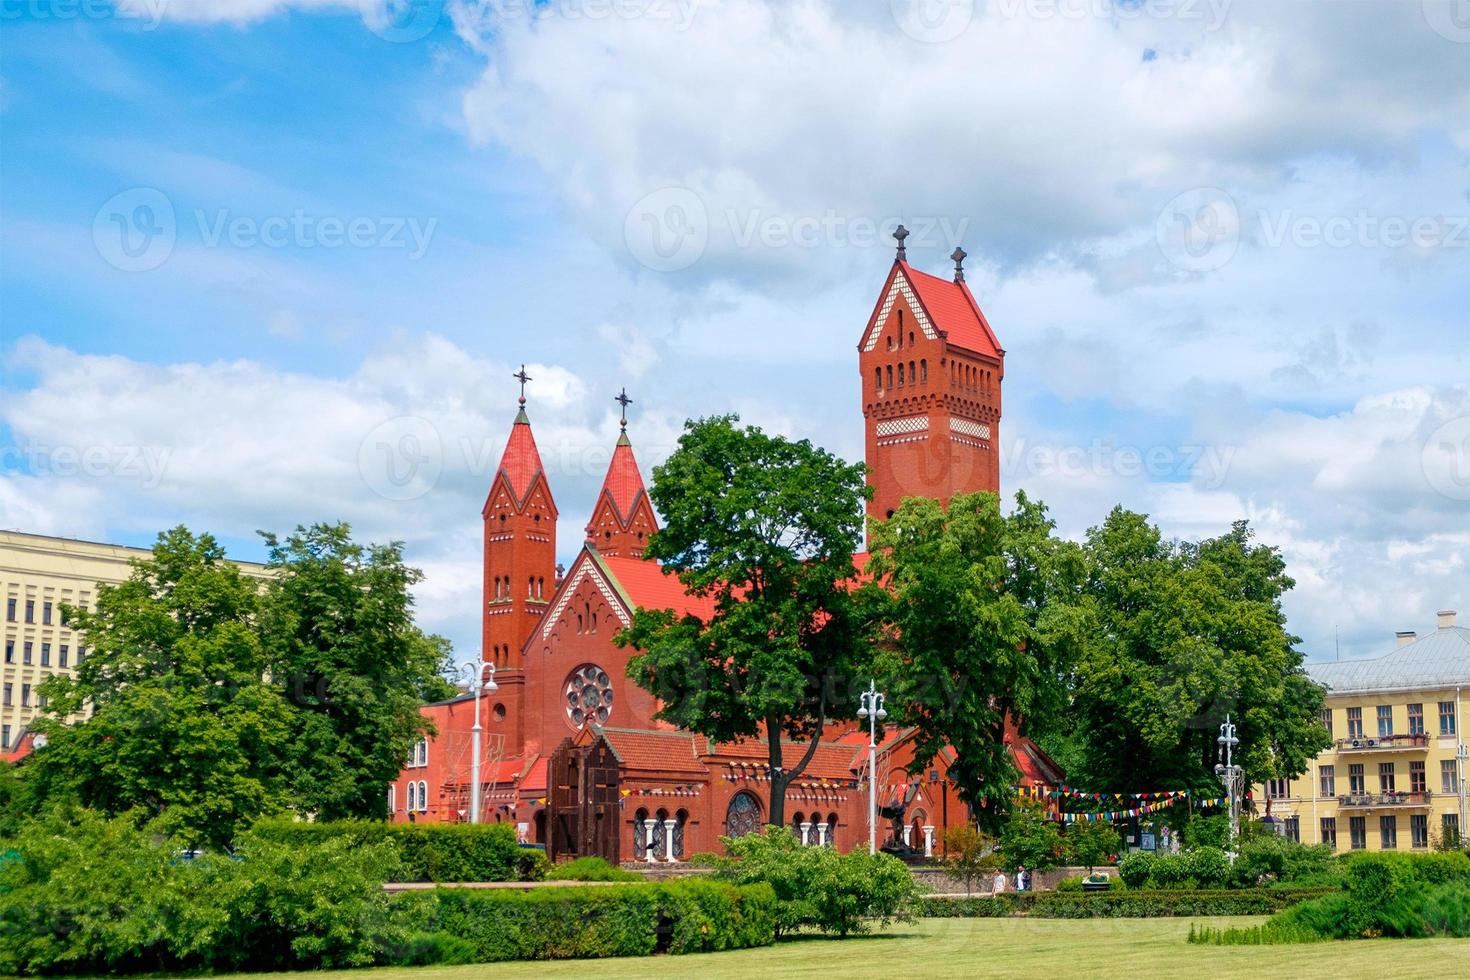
[390,236,1062,860]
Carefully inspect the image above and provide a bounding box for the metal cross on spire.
[614,387,632,429]
[513,364,532,406]
[951,246,967,283]
[893,224,909,261]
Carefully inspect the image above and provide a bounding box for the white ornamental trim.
[862,272,938,351]
[541,555,632,641]
[950,418,992,441]
[875,415,930,437]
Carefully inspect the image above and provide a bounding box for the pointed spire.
[497,367,544,501]
[951,246,967,283]
[893,224,909,261]
[586,391,657,553]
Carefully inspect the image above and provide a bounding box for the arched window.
[874,367,882,390]
[388,784,395,815]
[886,336,894,351]
[909,361,916,386]
[791,810,805,842]
[674,809,688,859]
[653,807,670,858]
[920,359,927,383]
[826,812,839,847]
[897,363,905,387]
[908,330,914,346]
[886,365,893,388]
[725,791,763,838]
[418,780,428,812]
[635,808,651,856]
[405,781,416,813]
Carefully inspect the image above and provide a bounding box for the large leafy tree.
[259,523,450,821]
[864,491,1087,832]
[1053,508,1329,794]
[617,415,872,828]
[29,528,297,846]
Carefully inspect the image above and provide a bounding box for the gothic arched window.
[886,365,893,388]
[725,791,763,838]
[920,359,927,383]
[897,363,905,387]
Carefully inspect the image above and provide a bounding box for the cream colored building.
[1255,610,1469,852]
[0,530,268,750]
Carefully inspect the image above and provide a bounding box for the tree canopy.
[617,415,873,827]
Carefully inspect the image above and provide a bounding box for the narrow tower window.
[897,363,905,386]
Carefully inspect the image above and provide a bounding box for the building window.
[1442,759,1459,794]
[886,365,893,388]
[1266,778,1290,800]
[24,600,33,624]
[1376,705,1393,737]
[1409,761,1426,794]
[1407,703,1424,736]
[59,645,68,668]
[1320,817,1337,848]
[1349,763,1365,795]
[1347,707,1363,738]
[4,640,11,664]
[406,782,416,813]
[41,601,52,625]
[1440,701,1457,735]
[1445,814,1462,849]
[725,791,763,838]
[1319,765,1335,797]
[1411,814,1429,849]
[2,683,10,707]
[20,684,30,707]
[387,785,395,815]
[76,646,85,663]
[40,643,50,667]
[1380,815,1397,849]
[5,598,13,621]
[1284,816,1300,843]
[417,780,428,812]
[920,359,927,383]
[1,725,8,750]
[23,642,32,665]
[1320,708,1332,738]
[1378,762,1396,794]
[897,362,905,387]
[1350,816,1366,850]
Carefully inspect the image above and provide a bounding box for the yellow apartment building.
[1254,610,1469,852]
[1,529,268,752]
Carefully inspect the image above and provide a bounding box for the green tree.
[28,528,296,846]
[260,523,449,821]
[943,824,1001,896]
[998,798,1066,872]
[1064,820,1122,874]
[1059,509,1329,795]
[864,491,1087,831]
[617,416,872,828]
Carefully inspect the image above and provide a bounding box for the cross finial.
[614,387,632,429]
[513,364,532,406]
[893,224,909,261]
[951,246,967,283]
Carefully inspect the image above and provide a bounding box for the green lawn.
[242,917,1470,980]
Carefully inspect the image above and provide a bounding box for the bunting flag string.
[1055,797,1233,823]
[1037,786,1193,803]
[618,784,703,798]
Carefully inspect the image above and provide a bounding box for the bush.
[705,827,922,936]
[245,819,537,882]
[390,880,775,961]
[1117,851,1154,889]
[918,887,1333,919]
[545,856,645,882]
[1147,852,1194,889]
[1055,876,1084,893]
[1230,835,1334,887]
[1185,846,1230,889]
[0,810,404,976]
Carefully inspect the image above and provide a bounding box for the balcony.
[1335,733,1429,753]
[1337,791,1434,810]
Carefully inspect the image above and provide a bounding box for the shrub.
[545,856,645,882]
[918,887,1333,919]
[1185,846,1230,889]
[1055,876,1084,893]
[1231,835,1334,887]
[1117,851,1154,889]
[390,880,775,961]
[244,819,535,882]
[705,827,922,936]
[1191,881,1470,945]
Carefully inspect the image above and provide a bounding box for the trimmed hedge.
[918,887,1338,919]
[246,819,542,883]
[391,880,777,961]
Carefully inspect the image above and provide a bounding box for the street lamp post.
[461,660,499,824]
[1214,714,1242,861]
[856,680,887,855]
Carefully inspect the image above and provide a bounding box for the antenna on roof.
[951,246,967,284]
[892,224,909,261]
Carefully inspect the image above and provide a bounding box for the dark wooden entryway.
[546,732,621,864]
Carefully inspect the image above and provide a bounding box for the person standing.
[993,869,1007,894]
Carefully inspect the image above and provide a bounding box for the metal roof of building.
[1309,624,1470,695]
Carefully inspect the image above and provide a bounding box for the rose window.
[564,664,613,727]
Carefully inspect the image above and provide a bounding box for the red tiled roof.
[599,727,708,775]
[521,756,547,793]
[496,408,545,502]
[483,759,524,786]
[710,737,864,781]
[899,260,1002,359]
[598,433,648,524]
[600,554,718,621]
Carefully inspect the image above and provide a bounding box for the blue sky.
[2,1,1468,663]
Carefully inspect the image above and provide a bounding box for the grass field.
[243,917,1470,980]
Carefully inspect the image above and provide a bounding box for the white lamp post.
[856,680,887,855]
[461,659,498,824]
[1214,714,1242,861]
